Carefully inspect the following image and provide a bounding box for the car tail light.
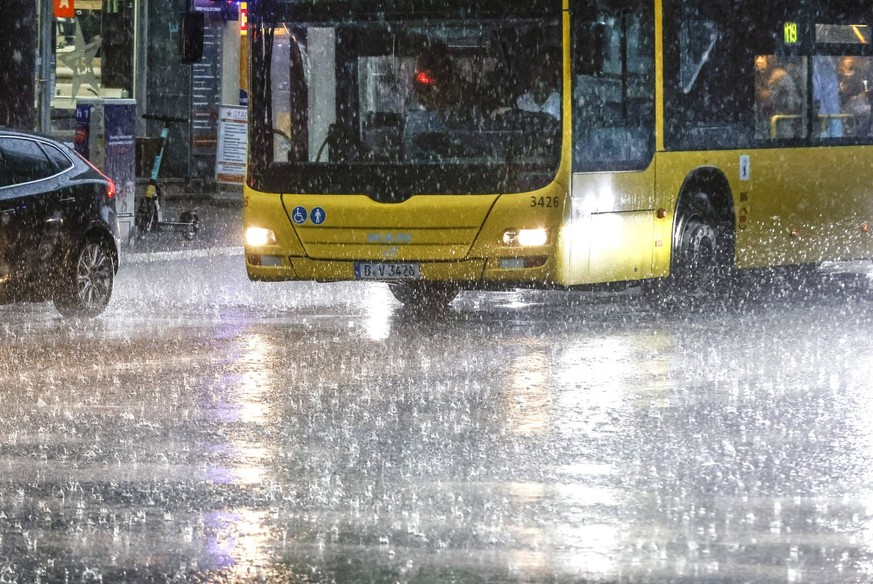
[105,178,116,200]
[76,152,116,200]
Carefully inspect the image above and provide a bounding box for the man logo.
[368,232,412,244]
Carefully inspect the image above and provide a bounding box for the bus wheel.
[667,195,731,305]
[388,282,459,310]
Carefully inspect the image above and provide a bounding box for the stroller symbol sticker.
[292,206,307,224]
[310,207,326,225]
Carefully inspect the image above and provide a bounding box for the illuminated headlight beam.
[503,228,549,247]
[245,227,277,247]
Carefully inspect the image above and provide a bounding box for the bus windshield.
[249,11,563,201]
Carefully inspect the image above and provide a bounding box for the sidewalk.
[125,193,244,255]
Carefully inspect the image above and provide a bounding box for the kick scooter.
[135,113,200,240]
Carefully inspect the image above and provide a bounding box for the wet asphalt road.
[3,248,873,583]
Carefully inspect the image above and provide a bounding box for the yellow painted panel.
[481,260,556,284]
[655,148,873,271]
[301,241,474,262]
[741,146,873,266]
[563,167,657,284]
[280,194,497,229]
[570,171,655,213]
[469,182,567,257]
[279,193,499,260]
[289,258,486,282]
[296,227,481,246]
[587,211,655,283]
[246,263,296,282]
[243,187,305,256]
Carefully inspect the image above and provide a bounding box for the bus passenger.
[813,56,843,138]
[839,56,872,137]
[755,55,803,139]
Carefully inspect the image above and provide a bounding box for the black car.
[0,128,120,317]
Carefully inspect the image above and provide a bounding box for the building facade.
[0,0,243,182]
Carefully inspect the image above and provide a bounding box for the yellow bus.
[243,0,873,308]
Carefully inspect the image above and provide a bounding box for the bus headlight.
[245,227,277,247]
[503,228,548,247]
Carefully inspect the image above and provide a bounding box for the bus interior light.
[246,227,277,247]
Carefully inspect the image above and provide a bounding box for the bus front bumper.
[245,255,554,285]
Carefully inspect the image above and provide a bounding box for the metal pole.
[38,0,53,133]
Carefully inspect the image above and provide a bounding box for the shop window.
[55,7,104,103]
[51,0,135,139]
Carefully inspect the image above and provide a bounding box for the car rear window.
[0,137,60,187]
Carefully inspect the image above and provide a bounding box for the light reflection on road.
[4,255,873,581]
[201,326,286,573]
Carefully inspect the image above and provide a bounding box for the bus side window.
[815,18,873,141]
[755,54,808,140]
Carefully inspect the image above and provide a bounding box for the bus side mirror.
[574,22,606,75]
[179,12,205,64]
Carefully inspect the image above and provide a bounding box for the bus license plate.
[354,262,421,280]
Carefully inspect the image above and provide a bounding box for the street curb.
[125,246,244,264]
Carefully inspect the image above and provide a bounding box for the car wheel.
[388,281,459,310]
[53,239,115,318]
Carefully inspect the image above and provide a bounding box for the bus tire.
[388,282,460,310]
[660,192,733,307]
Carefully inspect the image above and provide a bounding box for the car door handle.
[0,209,14,216]
[58,197,76,204]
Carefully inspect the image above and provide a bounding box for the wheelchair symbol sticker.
[310,207,326,225]
[292,206,307,224]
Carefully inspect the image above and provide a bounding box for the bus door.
[568,0,656,284]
